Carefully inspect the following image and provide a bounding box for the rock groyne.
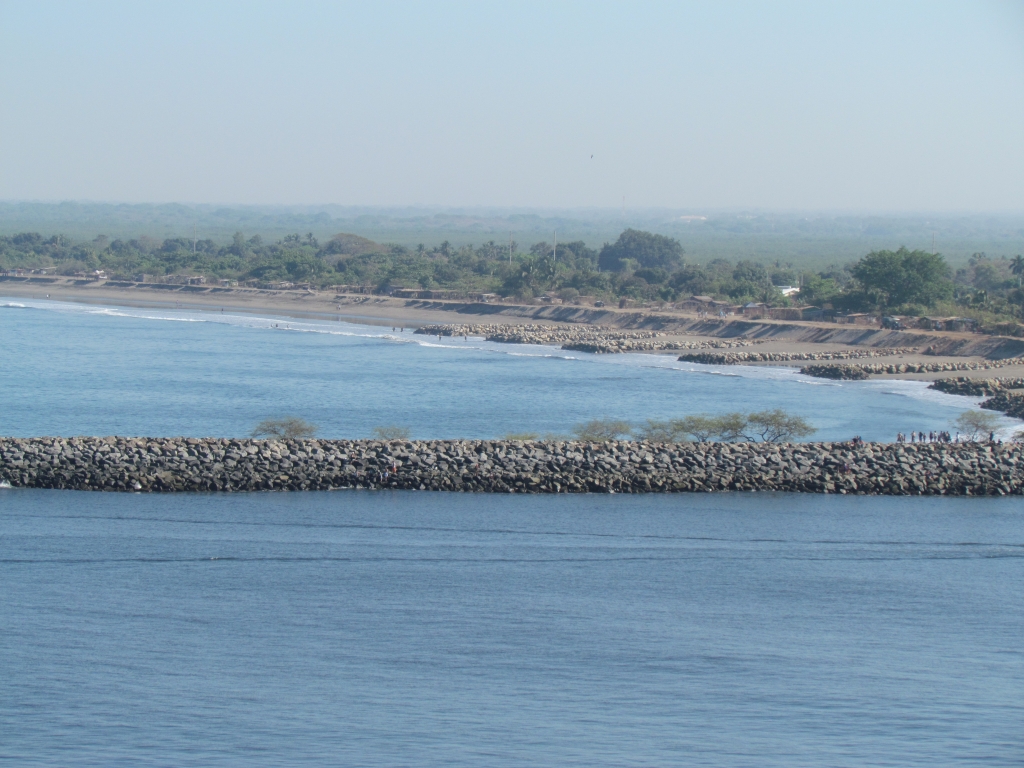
[929,377,1024,397]
[980,392,1024,420]
[1,437,1020,496]
[800,364,872,380]
[678,348,917,366]
[416,323,763,354]
[800,357,1024,379]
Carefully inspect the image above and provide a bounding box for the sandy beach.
[4,276,1024,382]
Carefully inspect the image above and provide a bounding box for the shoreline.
[2,436,1021,496]
[5,278,1024,383]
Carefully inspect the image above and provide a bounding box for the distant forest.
[2,202,1024,268]
[3,226,1023,324]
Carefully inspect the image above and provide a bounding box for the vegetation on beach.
[952,411,1001,441]
[251,417,319,440]
[567,412,816,443]
[372,426,411,440]
[503,432,541,441]
[3,227,1023,321]
[572,420,633,442]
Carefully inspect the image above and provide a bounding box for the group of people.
[897,431,952,443]
[895,430,997,444]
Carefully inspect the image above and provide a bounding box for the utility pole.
[193,223,197,257]
[553,230,556,262]
[509,231,512,267]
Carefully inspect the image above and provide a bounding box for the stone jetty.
[800,356,1024,380]
[416,323,762,354]
[679,348,917,366]
[1,437,1021,496]
[799,364,872,380]
[981,392,1024,420]
[929,377,1024,397]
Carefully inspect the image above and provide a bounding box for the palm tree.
[1011,255,1024,288]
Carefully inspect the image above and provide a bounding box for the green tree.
[639,412,812,442]
[1011,255,1024,288]
[638,414,748,442]
[503,432,540,441]
[742,410,815,442]
[598,229,684,272]
[635,419,688,442]
[851,246,952,309]
[572,419,632,442]
[251,417,318,439]
[797,272,842,306]
[680,414,739,442]
[372,425,411,440]
[952,411,1000,441]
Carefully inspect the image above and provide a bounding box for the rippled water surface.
[1,490,1022,766]
[2,297,1018,441]
[3,298,1022,765]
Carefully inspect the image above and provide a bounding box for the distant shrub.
[744,410,815,442]
[635,419,688,442]
[572,419,632,442]
[504,432,540,441]
[636,411,814,443]
[372,425,411,440]
[251,417,318,439]
[953,411,1000,441]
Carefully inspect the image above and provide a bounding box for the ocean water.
[3,298,1022,765]
[1,489,1021,766]
[1,297,1018,441]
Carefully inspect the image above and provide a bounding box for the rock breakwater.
[981,392,1024,420]
[417,323,762,354]
[929,377,1024,397]
[800,364,872,380]
[2,437,1020,496]
[801,357,1024,379]
[679,348,917,366]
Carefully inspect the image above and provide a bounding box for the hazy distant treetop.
[598,229,684,272]
[321,232,385,256]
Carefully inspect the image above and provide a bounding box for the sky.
[1,1,1022,212]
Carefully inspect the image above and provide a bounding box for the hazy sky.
[1,1,1022,211]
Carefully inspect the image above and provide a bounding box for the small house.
[835,313,877,326]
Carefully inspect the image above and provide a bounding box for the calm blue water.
[3,298,1023,765]
[1,489,1021,766]
[2,297,1019,441]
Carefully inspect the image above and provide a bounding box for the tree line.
[3,228,1023,319]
